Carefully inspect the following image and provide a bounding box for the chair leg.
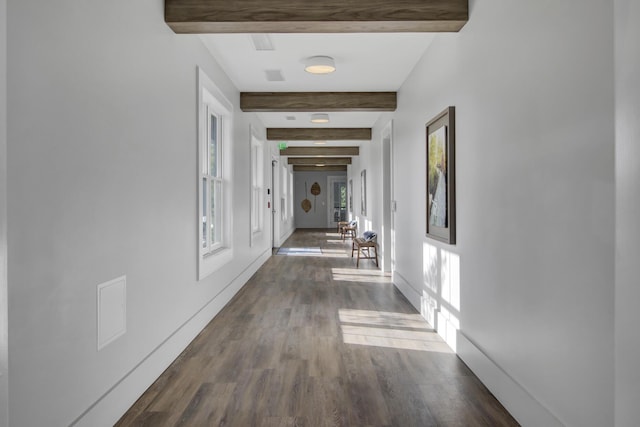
[374,245,379,267]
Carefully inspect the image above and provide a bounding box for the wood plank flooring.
[116,229,519,427]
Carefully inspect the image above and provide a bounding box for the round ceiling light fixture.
[310,113,330,123]
[304,56,336,74]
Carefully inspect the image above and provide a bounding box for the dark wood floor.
[116,229,518,427]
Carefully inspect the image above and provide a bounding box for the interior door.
[327,176,347,228]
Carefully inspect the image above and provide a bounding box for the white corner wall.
[347,117,393,272]
[614,0,640,425]
[388,0,614,426]
[0,0,8,423]
[6,0,270,426]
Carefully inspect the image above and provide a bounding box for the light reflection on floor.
[338,309,452,353]
[331,268,391,283]
[276,247,349,258]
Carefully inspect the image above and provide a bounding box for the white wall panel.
[388,1,615,425]
[6,0,268,425]
[614,0,640,425]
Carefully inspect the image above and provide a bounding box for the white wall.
[6,0,270,425]
[347,121,394,271]
[388,0,614,425]
[294,171,346,229]
[348,141,376,233]
[614,0,640,425]
[0,0,8,423]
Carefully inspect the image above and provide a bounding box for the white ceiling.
[200,33,434,142]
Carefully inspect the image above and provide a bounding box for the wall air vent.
[97,275,127,350]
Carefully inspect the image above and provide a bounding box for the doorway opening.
[327,176,347,229]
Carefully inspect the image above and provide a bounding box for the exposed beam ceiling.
[288,157,352,165]
[241,92,396,112]
[293,165,348,172]
[165,0,468,33]
[268,128,371,141]
[280,147,359,156]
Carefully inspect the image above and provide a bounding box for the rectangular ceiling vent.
[251,34,274,51]
[265,70,285,82]
[286,116,296,121]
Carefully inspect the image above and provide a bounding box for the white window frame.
[250,127,264,246]
[197,67,233,280]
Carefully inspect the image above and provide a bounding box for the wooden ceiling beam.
[242,92,396,112]
[268,128,371,141]
[280,147,359,156]
[288,157,352,165]
[293,165,348,172]
[165,0,468,34]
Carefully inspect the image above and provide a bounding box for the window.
[202,108,223,252]
[197,67,233,279]
[250,132,264,243]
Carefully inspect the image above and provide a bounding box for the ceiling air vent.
[265,70,285,82]
[251,34,274,51]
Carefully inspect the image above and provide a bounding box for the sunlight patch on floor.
[276,247,349,258]
[339,309,451,353]
[339,309,431,329]
[333,274,391,283]
[331,268,391,283]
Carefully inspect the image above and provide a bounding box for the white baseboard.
[278,225,295,246]
[457,330,564,427]
[392,271,563,427]
[392,270,421,312]
[72,248,272,427]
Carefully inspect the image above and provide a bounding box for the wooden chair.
[351,232,378,267]
[341,220,357,241]
[337,221,349,233]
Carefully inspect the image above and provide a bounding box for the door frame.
[382,121,394,272]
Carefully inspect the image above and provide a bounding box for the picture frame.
[360,169,367,216]
[426,106,456,244]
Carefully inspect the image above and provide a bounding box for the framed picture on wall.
[426,106,456,244]
[361,170,367,216]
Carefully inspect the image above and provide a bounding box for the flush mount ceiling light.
[310,113,329,123]
[304,56,336,74]
[314,141,327,145]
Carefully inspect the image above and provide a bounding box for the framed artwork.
[361,170,367,216]
[426,106,456,244]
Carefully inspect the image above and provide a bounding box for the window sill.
[198,246,233,280]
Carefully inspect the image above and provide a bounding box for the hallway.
[116,230,518,426]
